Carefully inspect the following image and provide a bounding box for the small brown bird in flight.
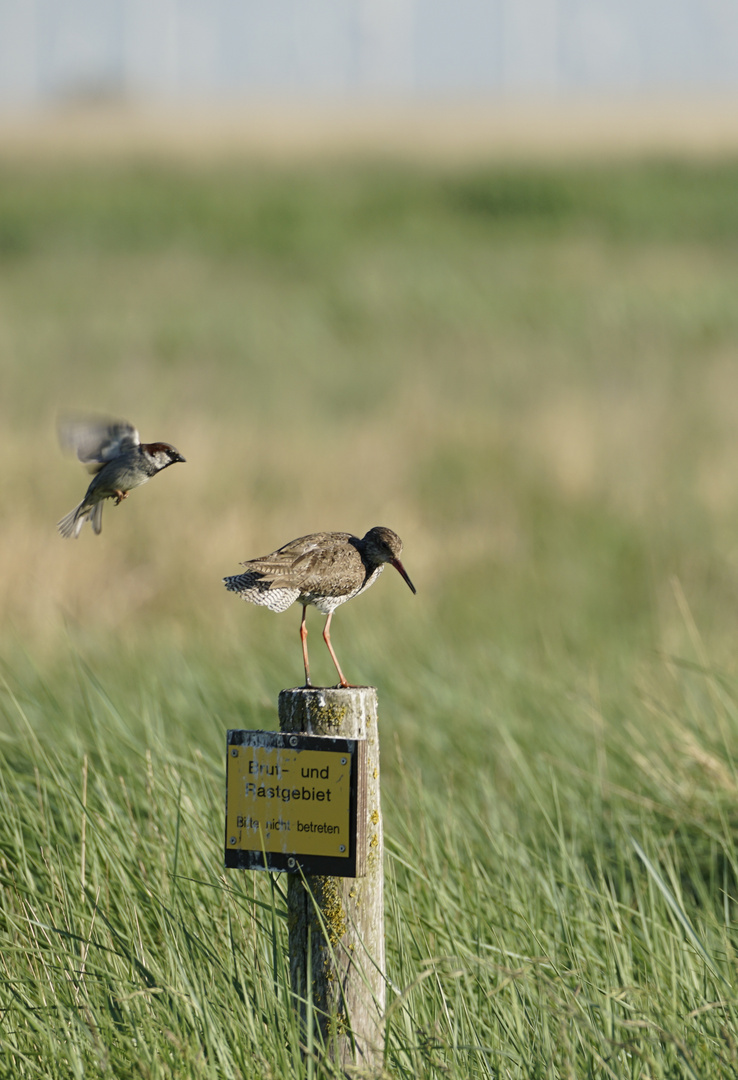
[223,526,416,687]
[57,414,185,538]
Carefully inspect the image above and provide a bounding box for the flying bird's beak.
[174,452,186,463]
[391,557,416,595]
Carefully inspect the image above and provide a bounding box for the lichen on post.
[278,686,385,1073]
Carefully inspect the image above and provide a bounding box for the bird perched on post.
[223,526,416,688]
[57,414,186,538]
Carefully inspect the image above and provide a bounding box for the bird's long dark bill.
[391,558,417,594]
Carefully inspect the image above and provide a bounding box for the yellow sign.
[227,743,353,859]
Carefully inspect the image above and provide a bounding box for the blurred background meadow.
[3,3,738,1077]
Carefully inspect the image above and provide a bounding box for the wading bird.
[223,526,416,687]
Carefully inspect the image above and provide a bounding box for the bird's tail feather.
[90,501,104,535]
[223,574,299,612]
[57,501,103,538]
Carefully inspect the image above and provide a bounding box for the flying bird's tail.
[57,500,104,538]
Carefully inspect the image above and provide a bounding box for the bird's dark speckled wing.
[240,532,361,593]
[297,543,366,597]
[58,415,140,472]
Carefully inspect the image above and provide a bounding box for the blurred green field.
[2,151,738,1077]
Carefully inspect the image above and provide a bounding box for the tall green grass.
[1,152,738,1076]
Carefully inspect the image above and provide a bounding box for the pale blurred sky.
[0,0,737,105]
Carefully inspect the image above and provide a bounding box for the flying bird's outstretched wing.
[58,415,140,473]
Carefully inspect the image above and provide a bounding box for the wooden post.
[278,686,385,1073]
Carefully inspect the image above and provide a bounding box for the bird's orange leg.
[113,490,129,505]
[300,605,312,687]
[323,612,351,689]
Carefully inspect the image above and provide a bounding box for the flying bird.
[57,414,185,538]
[223,526,416,688]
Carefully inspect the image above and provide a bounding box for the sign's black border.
[225,730,365,877]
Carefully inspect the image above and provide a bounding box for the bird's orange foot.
[113,490,129,505]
